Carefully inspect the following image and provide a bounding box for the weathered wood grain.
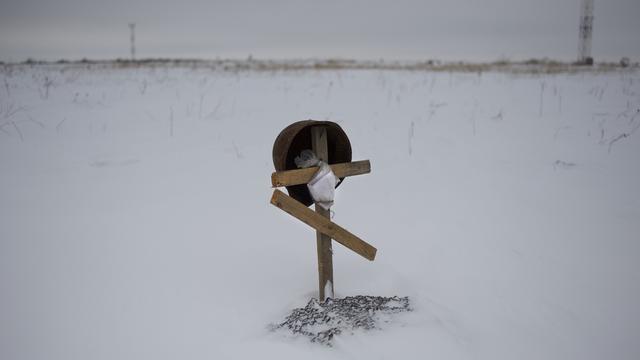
[311,126,334,301]
[271,160,371,187]
[270,189,377,262]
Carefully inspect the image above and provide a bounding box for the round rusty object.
[273,120,352,207]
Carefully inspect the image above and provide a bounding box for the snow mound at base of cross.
[272,296,411,345]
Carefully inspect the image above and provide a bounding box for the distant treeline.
[2,57,636,74]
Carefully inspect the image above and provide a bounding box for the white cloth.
[294,150,339,210]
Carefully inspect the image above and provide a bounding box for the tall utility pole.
[578,0,594,64]
[129,23,136,61]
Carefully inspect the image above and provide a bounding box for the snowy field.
[1,63,639,360]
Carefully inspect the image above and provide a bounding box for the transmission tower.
[578,0,594,64]
[129,23,136,61]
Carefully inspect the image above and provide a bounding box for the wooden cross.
[270,126,377,300]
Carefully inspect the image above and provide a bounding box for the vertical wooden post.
[311,126,334,301]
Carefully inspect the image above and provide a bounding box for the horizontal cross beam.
[270,189,377,261]
[271,160,370,187]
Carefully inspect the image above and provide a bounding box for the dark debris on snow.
[272,295,411,345]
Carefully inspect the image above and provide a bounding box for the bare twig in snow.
[26,115,44,128]
[139,79,147,95]
[206,99,222,120]
[10,121,23,142]
[56,118,66,133]
[553,160,576,171]
[232,141,243,159]
[3,79,9,97]
[38,76,53,99]
[169,107,174,137]
[557,88,562,114]
[0,124,10,136]
[598,83,607,101]
[608,133,629,153]
[605,111,640,153]
[427,101,447,121]
[325,80,333,101]
[0,102,26,120]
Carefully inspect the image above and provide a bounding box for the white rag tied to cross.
[294,149,339,210]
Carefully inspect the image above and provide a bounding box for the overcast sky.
[0,0,638,62]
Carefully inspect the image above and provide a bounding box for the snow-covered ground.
[1,64,639,360]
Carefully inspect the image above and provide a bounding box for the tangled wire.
[272,295,411,345]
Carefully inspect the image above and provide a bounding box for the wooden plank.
[270,189,377,261]
[311,126,334,301]
[271,160,371,187]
